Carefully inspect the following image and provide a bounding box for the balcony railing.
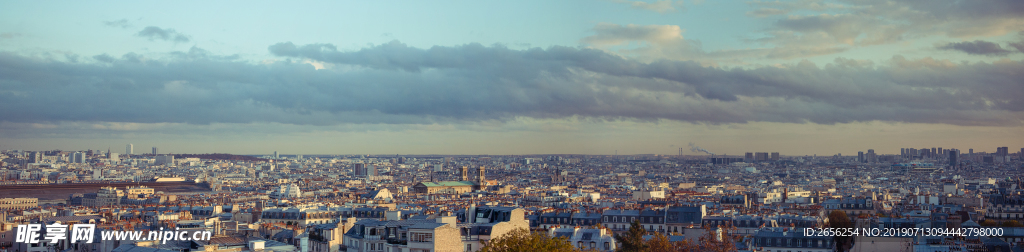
[385,238,406,245]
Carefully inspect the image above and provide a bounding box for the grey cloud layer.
[136,26,190,43]
[0,42,1022,127]
[746,0,1024,56]
[939,40,1017,56]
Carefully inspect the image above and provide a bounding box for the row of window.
[604,224,684,233]
[410,232,432,243]
[755,237,831,248]
[575,241,611,250]
[0,200,37,204]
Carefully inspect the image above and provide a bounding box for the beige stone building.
[81,186,124,206]
[344,207,529,252]
[412,181,477,194]
[412,166,488,194]
[0,197,37,210]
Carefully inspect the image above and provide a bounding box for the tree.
[615,221,649,252]
[1002,220,1024,227]
[615,220,739,252]
[672,225,738,252]
[647,233,675,252]
[980,219,998,226]
[479,228,581,252]
[828,210,854,252]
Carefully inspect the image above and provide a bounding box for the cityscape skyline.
[4,1,1024,252]
[5,144,1022,158]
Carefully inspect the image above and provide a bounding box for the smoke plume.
[689,142,714,155]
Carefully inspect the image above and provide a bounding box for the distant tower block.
[126,144,133,156]
[461,166,469,181]
[152,147,158,155]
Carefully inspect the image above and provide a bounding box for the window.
[466,244,472,251]
[604,242,610,250]
[410,232,433,242]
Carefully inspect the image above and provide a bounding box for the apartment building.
[0,198,37,210]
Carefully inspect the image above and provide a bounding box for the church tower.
[460,166,469,181]
[476,166,486,187]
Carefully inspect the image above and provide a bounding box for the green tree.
[828,210,854,252]
[479,228,582,252]
[615,221,649,252]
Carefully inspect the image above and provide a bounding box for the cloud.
[747,0,843,12]
[745,0,1024,52]
[136,26,190,43]
[1,42,1022,130]
[579,23,845,63]
[92,54,115,63]
[746,8,789,18]
[938,40,1016,56]
[775,14,871,45]
[104,19,131,29]
[581,23,685,47]
[894,0,1024,38]
[613,0,679,13]
[1009,42,1024,53]
[0,33,22,39]
[580,23,716,63]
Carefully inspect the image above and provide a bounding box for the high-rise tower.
[949,149,958,167]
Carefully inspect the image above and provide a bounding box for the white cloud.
[612,0,680,13]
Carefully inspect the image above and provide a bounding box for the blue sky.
[1,1,762,57]
[1,0,1023,155]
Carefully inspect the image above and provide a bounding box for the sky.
[1,0,1023,156]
